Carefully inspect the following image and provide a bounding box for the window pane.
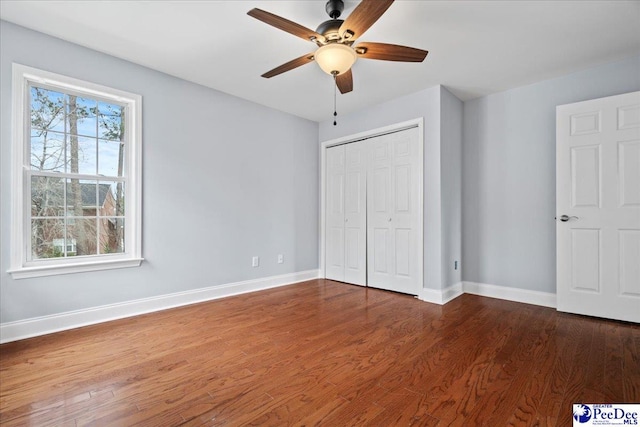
[68,218,98,256]
[67,96,97,138]
[31,218,65,259]
[100,181,125,216]
[98,139,124,177]
[100,218,124,254]
[30,87,65,133]
[98,102,124,141]
[31,176,64,217]
[66,179,97,216]
[30,129,66,172]
[66,135,99,174]
[70,136,97,175]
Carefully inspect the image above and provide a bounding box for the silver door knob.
[559,215,579,222]
[388,218,392,222]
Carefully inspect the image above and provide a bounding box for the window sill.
[8,258,144,279]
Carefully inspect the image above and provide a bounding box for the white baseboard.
[0,269,320,344]
[419,282,463,305]
[462,281,556,308]
[418,281,556,308]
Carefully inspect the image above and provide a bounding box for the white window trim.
[9,63,143,279]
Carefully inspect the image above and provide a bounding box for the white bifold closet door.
[325,141,367,286]
[368,128,421,295]
[325,127,421,295]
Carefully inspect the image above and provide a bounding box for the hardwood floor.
[1,279,638,426]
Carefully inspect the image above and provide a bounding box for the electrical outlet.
[278,254,284,264]
[252,256,259,267]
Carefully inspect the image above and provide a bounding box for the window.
[9,64,142,278]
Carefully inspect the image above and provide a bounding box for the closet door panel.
[368,128,421,295]
[325,142,367,286]
[344,141,367,286]
[369,138,396,289]
[326,145,346,282]
[393,129,421,291]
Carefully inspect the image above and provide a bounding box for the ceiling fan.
[248,0,429,95]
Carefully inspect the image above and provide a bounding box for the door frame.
[319,118,424,293]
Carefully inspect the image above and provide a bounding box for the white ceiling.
[2,1,639,122]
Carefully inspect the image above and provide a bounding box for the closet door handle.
[345,218,348,223]
[388,217,392,222]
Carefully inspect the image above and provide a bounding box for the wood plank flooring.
[1,279,638,426]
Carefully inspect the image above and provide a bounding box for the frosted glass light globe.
[315,43,357,75]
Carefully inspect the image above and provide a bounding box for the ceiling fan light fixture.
[315,43,357,75]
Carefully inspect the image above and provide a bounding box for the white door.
[344,141,367,285]
[325,143,367,286]
[556,91,640,323]
[326,145,346,282]
[368,127,422,295]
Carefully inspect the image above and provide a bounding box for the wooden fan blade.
[339,0,394,41]
[248,8,325,44]
[355,42,428,62]
[336,69,353,94]
[261,53,316,78]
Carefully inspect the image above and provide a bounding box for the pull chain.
[333,72,338,126]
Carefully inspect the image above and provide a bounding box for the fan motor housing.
[316,19,344,40]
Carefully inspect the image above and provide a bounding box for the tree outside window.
[29,87,126,259]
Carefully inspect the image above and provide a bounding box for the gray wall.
[0,21,319,323]
[320,85,455,292]
[462,54,640,293]
[440,88,463,288]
